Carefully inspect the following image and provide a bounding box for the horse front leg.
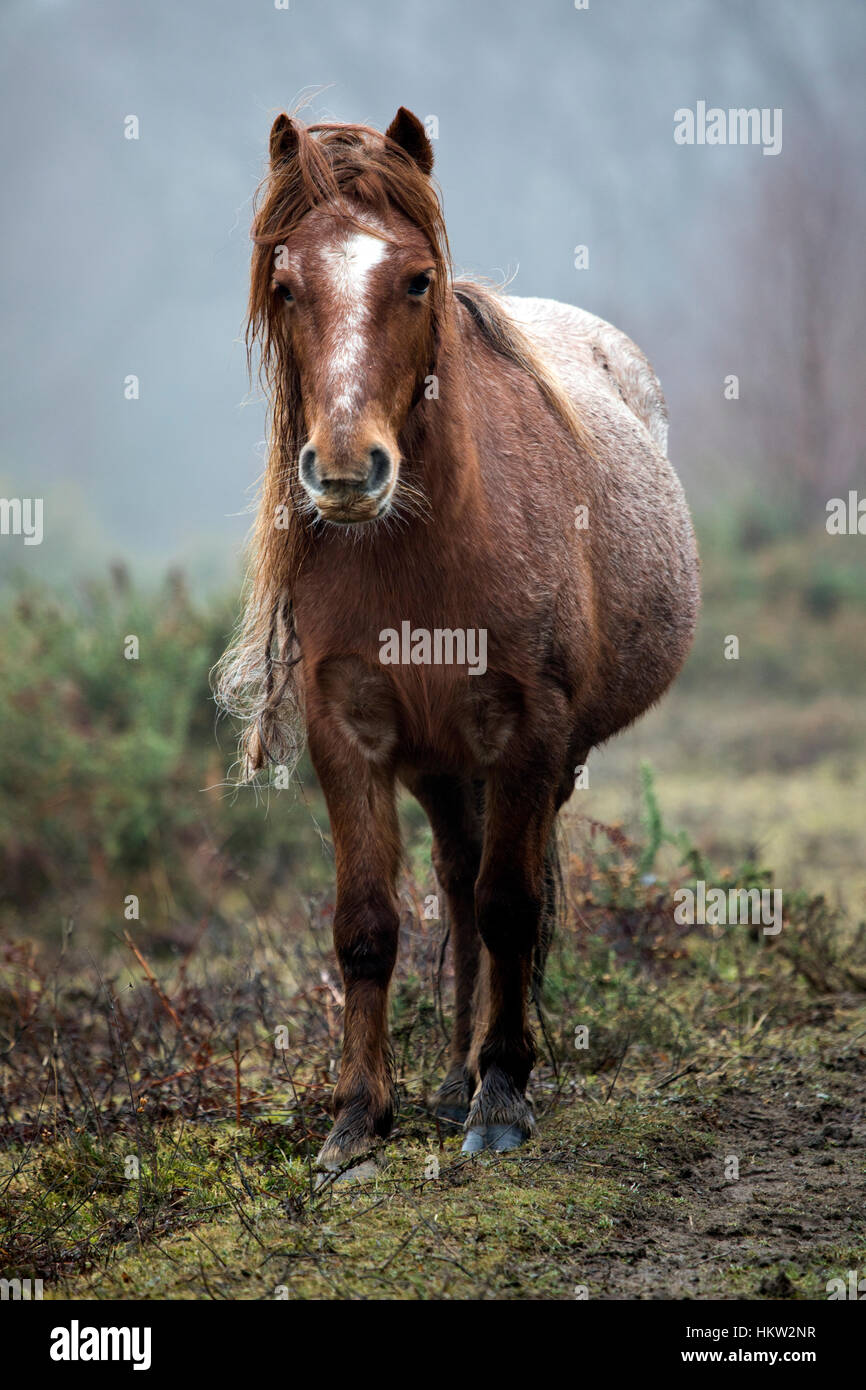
[308,719,401,1172]
[464,745,563,1154]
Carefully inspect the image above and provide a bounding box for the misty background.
[1,0,864,588]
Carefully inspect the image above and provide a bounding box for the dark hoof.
[434,1103,469,1127]
[461,1123,530,1154]
[432,1065,473,1127]
[315,1097,393,1177]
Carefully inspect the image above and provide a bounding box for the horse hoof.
[435,1103,469,1128]
[461,1127,488,1154]
[314,1155,383,1187]
[433,1066,473,1128]
[488,1123,528,1152]
[462,1123,530,1155]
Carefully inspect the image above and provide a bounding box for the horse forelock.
[247,117,451,375]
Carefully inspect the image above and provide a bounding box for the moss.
[0,1094,719,1300]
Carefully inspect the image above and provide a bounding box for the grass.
[1,520,865,1299]
[1,800,864,1299]
[14,1103,701,1301]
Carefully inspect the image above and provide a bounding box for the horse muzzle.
[299,442,395,524]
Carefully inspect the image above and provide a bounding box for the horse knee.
[334,890,399,984]
[475,877,542,955]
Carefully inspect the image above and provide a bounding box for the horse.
[215,106,700,1169]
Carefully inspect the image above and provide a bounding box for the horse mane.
[213,113,593,781]
[452,281,595,457]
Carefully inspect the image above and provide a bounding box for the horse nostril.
[299,445,319,490]
[367,447,392,492]
[300,444,393,501]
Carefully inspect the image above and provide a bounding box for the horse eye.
[407,272,431,297]
[277,284,294,303]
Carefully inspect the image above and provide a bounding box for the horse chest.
[313,655,521,770]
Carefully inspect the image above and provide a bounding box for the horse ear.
[385,107,434,176]
[269,113,299,167]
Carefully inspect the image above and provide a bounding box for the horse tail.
[533,820,564,1001]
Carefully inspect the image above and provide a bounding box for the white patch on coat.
[320,227,388,412]
[504,294,670,456]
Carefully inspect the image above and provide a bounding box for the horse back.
[503,295,670,457]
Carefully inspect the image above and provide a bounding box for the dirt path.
[578,1041,865,1299]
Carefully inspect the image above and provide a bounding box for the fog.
[1,0,863,585]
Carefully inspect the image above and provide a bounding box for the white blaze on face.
[320,227,388,414]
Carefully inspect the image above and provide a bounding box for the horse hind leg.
[403,773,484,1127]
[463,827,561,1152]
[463,753,564,1154]
[533,826,563,1004]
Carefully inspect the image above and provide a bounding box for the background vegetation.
[1,513,864,1299]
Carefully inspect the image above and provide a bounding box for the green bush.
[0,569,328,944]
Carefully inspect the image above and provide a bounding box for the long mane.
[213,113,592,780]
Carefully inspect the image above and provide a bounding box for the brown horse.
[216,107,700,1168]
